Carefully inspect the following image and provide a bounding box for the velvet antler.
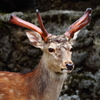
[9,10,52,42]
[64,8,92,38]
[9,8,92,40]
[36,9,52,41]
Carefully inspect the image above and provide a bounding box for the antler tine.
[9,11,52,42]
[36,9,52,42]
[64,8,92,38]
[9,15,43,35]
[69,8,92,29]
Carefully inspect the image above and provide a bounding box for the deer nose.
[66,63,74,70]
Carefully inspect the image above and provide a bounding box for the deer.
[0,8,92,100]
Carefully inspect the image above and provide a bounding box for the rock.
[58,94,80,100]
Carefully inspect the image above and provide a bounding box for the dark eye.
[48,48,55,52]
[70,48,74,52]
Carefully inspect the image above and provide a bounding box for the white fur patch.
[0,94,4,99]
[9,89,14,93]
[0,73,5,76]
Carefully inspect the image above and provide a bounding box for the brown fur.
[0,57,67,100]
[0,34,72,100]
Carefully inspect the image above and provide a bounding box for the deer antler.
[64,8,92,38]
[36,9,52,41]
[9,10,52,42]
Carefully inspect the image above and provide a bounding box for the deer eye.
[70,48,74,52]
[48,48,55,52]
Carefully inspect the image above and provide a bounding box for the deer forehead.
[46,35,71,49]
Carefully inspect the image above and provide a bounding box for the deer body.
[0,59,66,100]
[0,35,71,100]
[0,8,92,100]
[0,36,68,100]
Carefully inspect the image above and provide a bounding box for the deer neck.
[25,53,67,100]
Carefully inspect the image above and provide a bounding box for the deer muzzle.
[66,63,74,71]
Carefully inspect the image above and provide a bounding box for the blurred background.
[0,0,100,12]
[0,0,100,100]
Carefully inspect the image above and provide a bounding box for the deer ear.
[69,30,80,45]
[25,30,44,50]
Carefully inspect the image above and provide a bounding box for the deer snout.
[65,63,74,71]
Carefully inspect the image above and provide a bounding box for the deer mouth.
[61,69,74,73]
[61,64,74,73]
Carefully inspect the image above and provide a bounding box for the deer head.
[9,8,92,73]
